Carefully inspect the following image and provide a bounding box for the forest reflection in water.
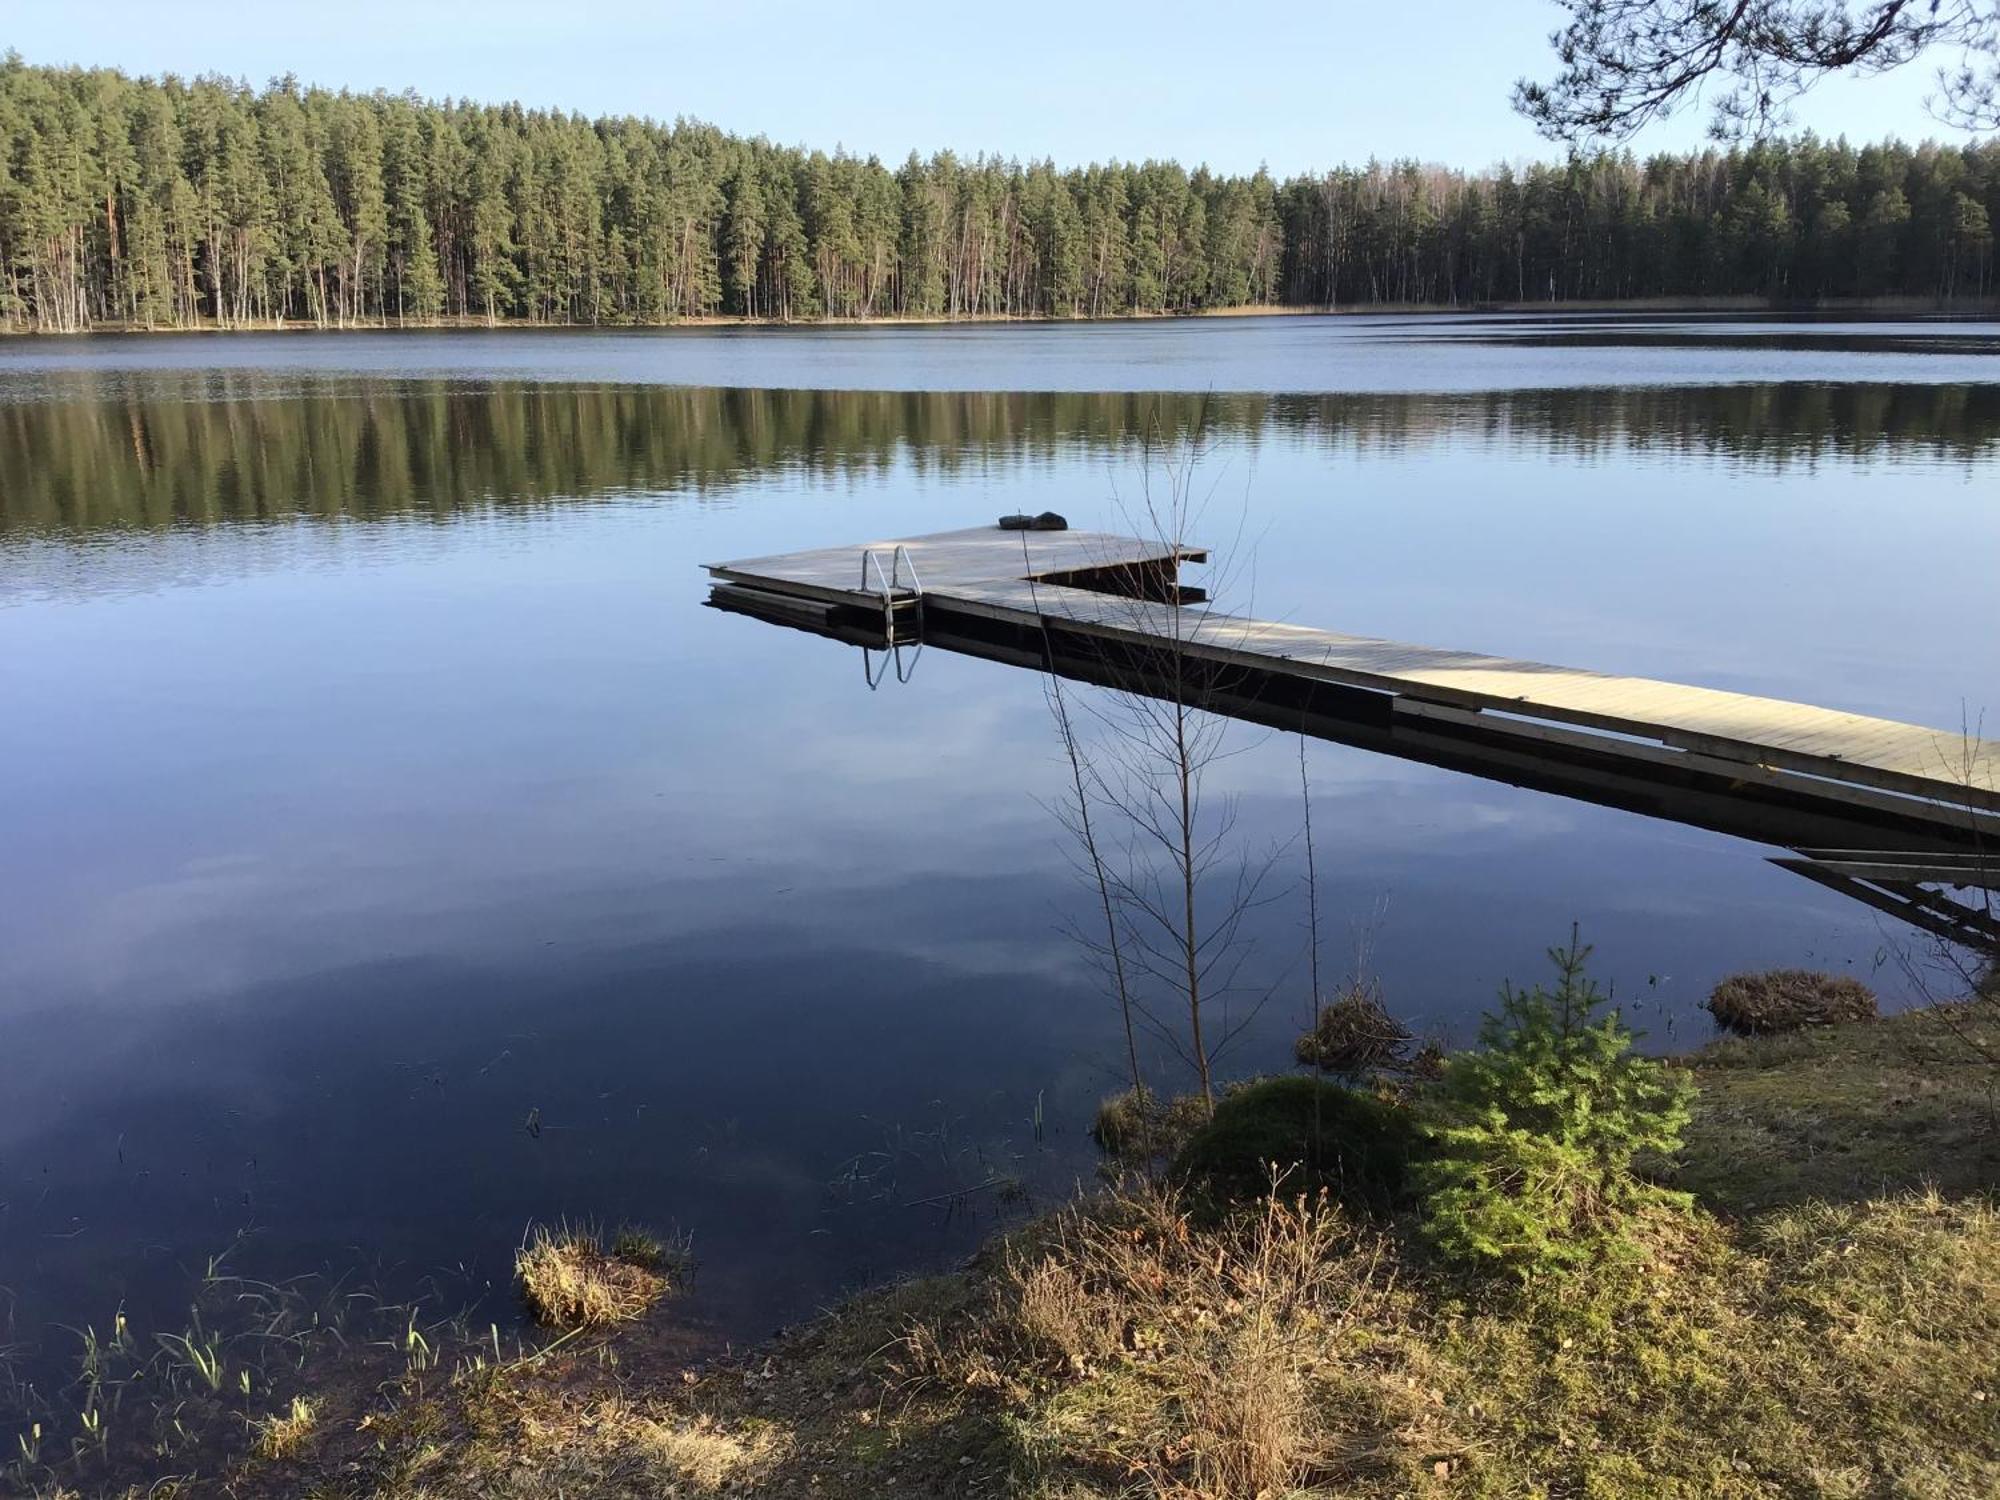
[4,375,1999,537]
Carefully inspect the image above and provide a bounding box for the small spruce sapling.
[1417,927,1693,1276]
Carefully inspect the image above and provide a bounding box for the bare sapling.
[1072,405,1280,1116]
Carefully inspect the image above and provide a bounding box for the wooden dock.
[707,524,1999,951]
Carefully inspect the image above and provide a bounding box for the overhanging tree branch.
[1517,0,2000,140]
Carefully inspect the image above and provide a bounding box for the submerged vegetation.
[0,1247,470,1498]
[2,53,1997,333]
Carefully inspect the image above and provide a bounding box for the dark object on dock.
[1706,970,1879,1035]
[997,511,1068,531]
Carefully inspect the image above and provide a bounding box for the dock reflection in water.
[708,525,2000,960]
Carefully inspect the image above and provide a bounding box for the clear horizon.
[5,0,1984,178]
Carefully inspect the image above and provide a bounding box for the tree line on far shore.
[2,54,1995,334]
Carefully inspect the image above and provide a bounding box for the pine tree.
[381,94,442,321]
[1416,928,1694,1277]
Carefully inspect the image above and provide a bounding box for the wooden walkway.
[709,523,1996,818]
[707,524,1998,947]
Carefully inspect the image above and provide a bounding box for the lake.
[1,313,1996,1374]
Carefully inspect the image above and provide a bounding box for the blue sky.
[5,0,1974,175]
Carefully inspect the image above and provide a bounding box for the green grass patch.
[1677,1001,2000,1215]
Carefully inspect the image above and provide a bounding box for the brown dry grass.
[900,1183,1429,1497]
[1706,968,1878,1035]
[1295,982,1413,1072]
[515,1224,673,1329]
[250,1395,319,1461]
[341,1383,791,1498]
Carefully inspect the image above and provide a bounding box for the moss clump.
[1706,968,1878,1036]
[1294,983,1412,1072]
[1172,1076,1418,1213]
[516,1223,679,1329]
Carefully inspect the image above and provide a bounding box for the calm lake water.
[2,313,1996,1370]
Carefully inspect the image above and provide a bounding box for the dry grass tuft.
[1295,983,1412,1072]
[914,1182,1423,1497]
[1706,968,1878,1035]
[251,1394,319,1461]
[1009,1256,1121,1371]
[1090,1085,1212,1162]
[515,1222,675,1328]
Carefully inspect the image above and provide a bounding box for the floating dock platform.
[707,525,1999,952]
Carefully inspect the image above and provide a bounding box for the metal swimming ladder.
[859,544,924,637]
[859,544,924,688]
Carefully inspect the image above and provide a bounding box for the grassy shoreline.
[129,1000,1988,1500]
[4,294,1997,340]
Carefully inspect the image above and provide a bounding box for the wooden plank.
[1390,698,2000,842]
[1794,848,1996,865]
[1773,857,2000,887]
[1778,862,2000,948]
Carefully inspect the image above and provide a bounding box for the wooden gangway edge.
[705,524,1999,950]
